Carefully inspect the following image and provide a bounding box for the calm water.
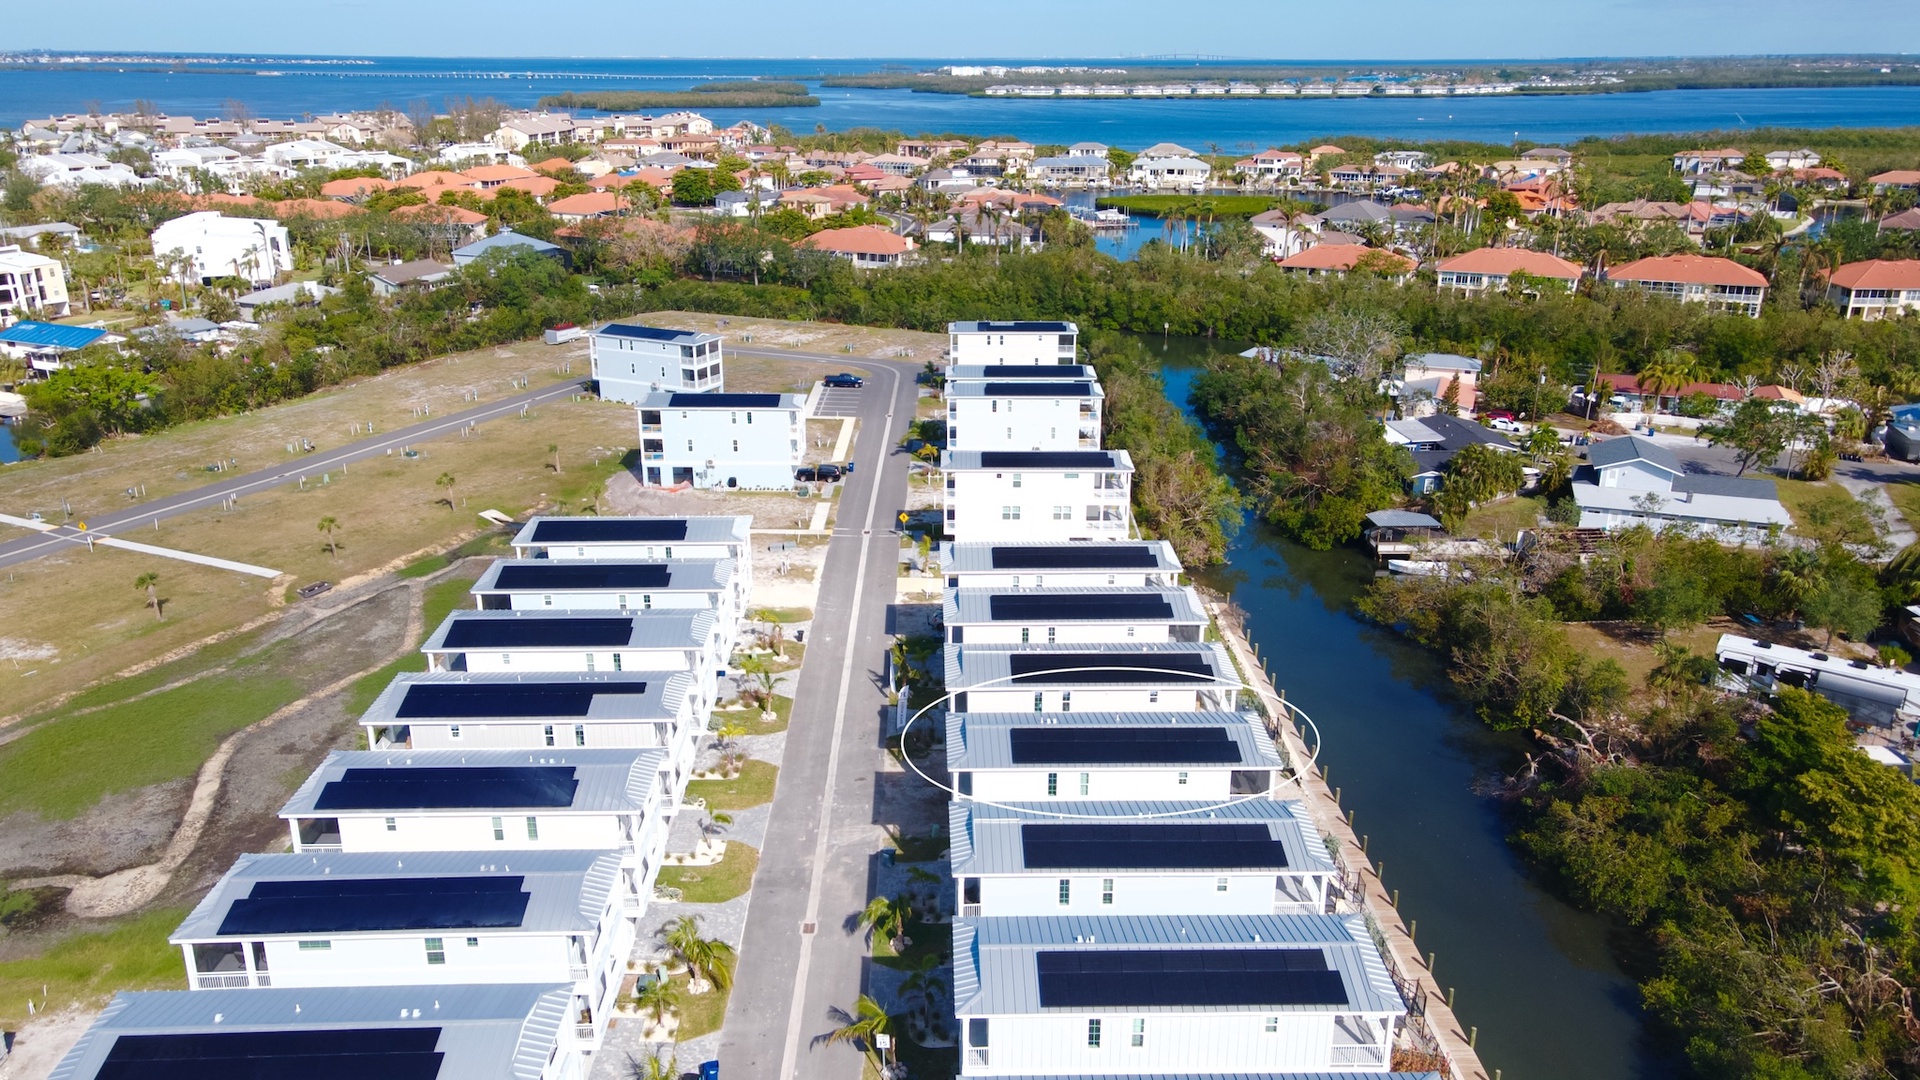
[1151,338,1678,1080]
[0,424,18,464]
[7,55,1920,146]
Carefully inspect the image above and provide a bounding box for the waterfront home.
[1672,148,1746,175]
[1605,254,1768,317]
[1570,435,1791,541]
[419,609,725,692]
[1398,354,1485,417]
[1764,148,1821,171]
[1235,149,1306,185]
[634,390,806,490]
[1382,414,1516,495]
[46,983,585,1080]
[1869,170,1920,193]
[1715,633,1920,727]
[1826,259,1920,320]
[940,540,1185,591]
[492,113,577,151]
[451,229,570,268]
[949,320,1079,365]
[945,706,1272,800]
[510,515,752,566]
[943,586,1208,646]
[589,322,724,403]
[945,642,1241,716]
[944,377,1103,453]
[898,138,972,160]
[0,244,70,322]
[151,211,292,287]
[1320,200,1392,231]
[0,320,122,376]
[1884,208,1920,234]
[170,850,632,1052]
[948,798,1335,918]
[1434,248,1583,297]
[1248,208,1324,259]
[1126,144,1211,192]
[1521,147,1574,167]
[471,558,741,626]
[370,258,455,297]
[803,225,916,269]
[941,449,1133,543]
[232,281,337,321]
[1029,154,1113,187]
[951,913,1404,1074]
[1275,244,1415,282]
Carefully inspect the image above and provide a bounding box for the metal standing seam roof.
[453,230,564,256]
[945,642,1238,693]
[944,449,1132,471]
[944,381,1099,398]
[945,364,1096,382]
[949,799,1334,876]
[0,320,110,350]
[941,540,1184,575]
[511,515,750,550]
[421,608,715,654]
[945,586,1205,626]
[951,914,1404,1016]
[949,320,1079,333]
[172,850,621,942]
[471,558,734,596]
[47,984,574,1080]
[946,710,1282,771]
[363,672,693,728]
[1363,510,1443,529]
[280,748,667,818]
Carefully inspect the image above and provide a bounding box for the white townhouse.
[940,540,1185,591]
[946,375,1103,453]
[590,323,725,404]
[944,587,1208,646]
[949,320,1080,365]
[419,609,726,697]
[472,558,742,626]
[170,850,637,1052]
[18,152,145,188]
[47,983,587,1080]
[0,244,70,322]
[358,674,706,801]
[280,748,671,890]
[944,362,1097,391]
[150,211,293,287]
[949,798,1335,919]
[636,391,805,490]
[946,643,1241,715]
[942,450,1134,543]
[944,708,1277,803]
[952,914,1405,1075]
[510,516,751,572]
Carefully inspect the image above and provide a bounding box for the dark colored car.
[794,466,818,483]
[824,373,864,388]
[816,464,845,481]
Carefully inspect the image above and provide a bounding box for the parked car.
[794,466,819,483]
[1486,416,1524,433]
[903,438,927,453]
[823,373,864,388]
[816,463,844,482]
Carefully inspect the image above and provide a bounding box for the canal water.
[1149,336,1680,1080]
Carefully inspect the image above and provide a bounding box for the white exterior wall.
[951,621,1191,646]
[486,588,732,617]
[638,403,801,490]
[1594,461,1673,491]
[971,871,1281,917]
[312,812,626,854]
[591,332,723,403]
[945,468,1132,544]
[960,1011,1371,1075]
[958,686,1210,713]
[949,330,1077,365]
[388,719,689,752]
[946,569,1174,590]
[0,247,70,320]
[519,540,745,564]
[947,396,1100,452]
[150,212,293,286]
[964,766,1237,802]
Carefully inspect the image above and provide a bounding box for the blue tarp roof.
[0,321,108,350]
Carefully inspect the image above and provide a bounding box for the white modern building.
[946,378,1103,453]
[945,363,1097,390]
[940,541,1185,590]
[947,643,1241,715]
[0,245,70,322]
[636,391,805,490]
[949,799,1335,918]
[943,450,1134,543]
[510,516,751,570]
[47,983,587,1080]
[150,211,293,287]
[472,558,742,626]
[945,709,1277,802]
[18,152,144,188]
[419,609,726,696]
[949,320,1079,365]
[590,323,724,403]
[169,850,635,1052]
[952,914,1405,1074]
[944,587,1208,646]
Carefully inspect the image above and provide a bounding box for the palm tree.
[898,952,949,1027]
[317,516,340,558]
[135,572,162,621]
[548,443,561,474]
[713,719,748,772]
[632,974,680,1024]
[660,915,736,993]
[698,810,734,846]
[435,472,457,509]
[857,894,913,951]
[627,1050,678,1080]
[1635,350,1697,417]
[815,995,895,1073]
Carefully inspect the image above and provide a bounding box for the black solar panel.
[395,683,648,719]
[977,451,1115,469]
[1020,823,1288,868]
[980,382,1092,397]
[315,767,579,811]
[989,546,1158,570]
[601,324,704,342]
[440,617,633,649]
[217,876,530,935]
[965,321,1073,331]
[491,563,673,591]
[1007,726,1243,765]
[978,365,1092,379]
[988,594,1174,622]
[101,1029,444,1080]
[1037,948,1347,1008]
[667,393,781,408]
[530,519,689,543]
[1006,652,1214,684]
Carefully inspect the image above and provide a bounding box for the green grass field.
[343,574,483,716]
[1095,194,1280,217]
[0,907,189,1028]
[686,760,778,811]
[656,843,759,904]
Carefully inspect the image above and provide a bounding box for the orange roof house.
[321,176,396,200]
[1607,254,1768,317]
[1275,244,1415,279]
[1870,170,1920,191]
[802,225,914,268]
[1826,259,1920,320]
[399,170,480,196]
[499,175,562,199]
[531,157,578,174]
[1435,248,1583,294]
[545,191,627,221]
[464,164,538,188]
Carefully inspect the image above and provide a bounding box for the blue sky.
[10,0,1919,57]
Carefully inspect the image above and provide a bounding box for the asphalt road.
[721,350,922,1079]
[0,378,581,572]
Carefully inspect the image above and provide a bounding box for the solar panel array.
[979,382,1093,397]
[1020,823,1288,869]
[491,564,672,591]
[977,365,1093,379]
[1036,949,1349,1008]
[667,393,781,408]
[395,683,647,719]
[1007,726,1242,765]
[218,875,530,935]
[599,324,704,343]
[977,451,1115,469]
[440,617,633,649]
[315,767,579,811]
[100,1029,445,1080]
[987,594,1174,622]
[1005,652,1213,684]
[529,519,688,544]
[988,545,1158,570]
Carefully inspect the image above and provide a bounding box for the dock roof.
[280,748,666,818]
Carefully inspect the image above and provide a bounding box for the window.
[1058,879,1072,905]
[1101,878,1114,905]
[492,816,505,841]
[1149,690,1159,704]
[1034,692,1044,713]
[1087,1019,1102,1048]
[731,412,738,425]
[585,653,595,672]
[1264,1016,1279,1033]
[686,440,694,452]
[642,594,653,610]
[544,724,556,747]
[466,937,480,948]
[732,440,739,453]
[501,654,511,666]
[1177,770,1188,786]
[424,938,446,965]
[1216,876,1230,892]
[1047,627,1057,644]
[542,594,553,607]
[1061,691,1073,713]
[1078,772,1090,795]
[575,725,587,747]
[1052,505,1070,520]
[1131,1018,1145,1048]
[968,1019,989,1048]
[1020,627,1030,644]
[1011,473,1022,488]
[1046,772,1059,796]
[298,940,331,951]
[612,654,623,672]
[618,594,629,612]
[1126,626,1135,639]
[384,816,397,832]
[449,724,461,739]
[1001,506,1021,521]
[526,816,540,840]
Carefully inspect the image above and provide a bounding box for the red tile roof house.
[545,191,629,223]
[1275,244,1416,281]
[1826,259,1920,320]
[1870,170,1920,193]
[1881,207,1920,233]
[1435,248,1583,296]
[802,225,915,269]
[1588,373,1797,420]
[1606,254,1768,318]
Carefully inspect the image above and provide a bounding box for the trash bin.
[700,1060,720,1080]
[882,849,895,867]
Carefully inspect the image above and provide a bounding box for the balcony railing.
[1330,1044,1388,1066]
[576,1023,597,1041]
[194,973,257,989]
[965,1049,989,1068]
[300,842,343,853]
[961,904,981,918]
[569,964,590,980]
